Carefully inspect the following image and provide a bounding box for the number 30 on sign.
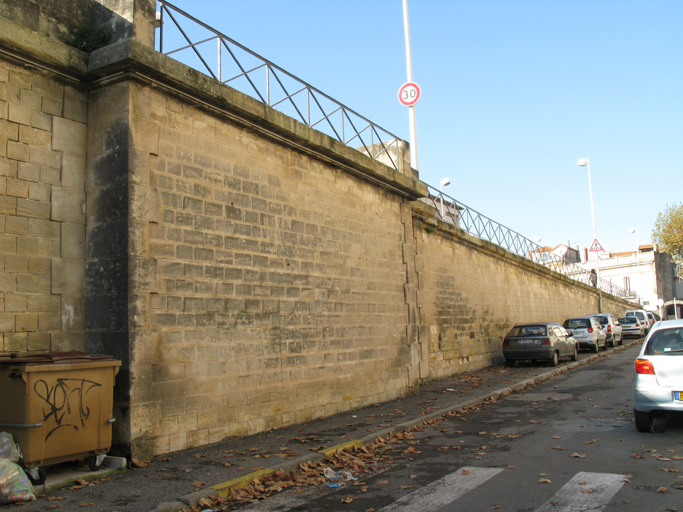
[398,82,421,106]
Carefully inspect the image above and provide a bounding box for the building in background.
[577,245,683,316]
[530,244,581,267]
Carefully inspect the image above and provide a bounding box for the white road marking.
[378,466,505,512]
[535,472,625,512]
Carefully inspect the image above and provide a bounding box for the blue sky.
[158,0,682,259]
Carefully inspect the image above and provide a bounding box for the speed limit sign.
[398,82,421,106]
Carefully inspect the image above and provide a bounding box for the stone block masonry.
[0,3,641,460]
[412,204,637,378]
[0,56,87,355]
[130,81,414,456]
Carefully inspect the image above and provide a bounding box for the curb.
[153,340,641,512]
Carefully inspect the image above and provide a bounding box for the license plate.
[518,340,540,344]
[675,392,683,402]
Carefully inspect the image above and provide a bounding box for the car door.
[552,325,567,356]
[594,318,606,346]
[560,326,576,354]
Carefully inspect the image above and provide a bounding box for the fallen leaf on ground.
[400,486,412,490]
[553,446,566,450]
[657,487,667,493]
[539,478,552,484]
[634,454,645,459]
[462,470,470,475]
[341,496,354,503]
[580,489,593,494]
[78,504,94,507]
[571,453,586,458]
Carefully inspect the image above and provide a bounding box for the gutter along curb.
[154,339,640,512]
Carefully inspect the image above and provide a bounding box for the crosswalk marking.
[535,472,626,512]
[241,468,626,512]
[378,466,505,512]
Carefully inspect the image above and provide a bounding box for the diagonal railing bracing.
[423,185,637,301]
[156,1,403,173]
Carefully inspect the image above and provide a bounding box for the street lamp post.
[439,177,450,217]
[630,227,643,303]
[577,157,601,283]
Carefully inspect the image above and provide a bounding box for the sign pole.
[402,0,418,171]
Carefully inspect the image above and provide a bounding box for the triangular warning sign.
[589,239,604,252]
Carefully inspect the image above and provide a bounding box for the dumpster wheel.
[26,468,47,485]
[87,454,106,472]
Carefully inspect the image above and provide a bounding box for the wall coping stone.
[87,38,428,201]
[0,16,88,81]
[411,199,640,310]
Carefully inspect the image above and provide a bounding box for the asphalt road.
[230,344,683,512]
[11,339,680,512]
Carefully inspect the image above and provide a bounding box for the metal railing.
[156,1,403,172]
[423,185,637,300]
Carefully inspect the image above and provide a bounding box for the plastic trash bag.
[0,459,36,504]
[323,467,358,482]
[0,433,20,462]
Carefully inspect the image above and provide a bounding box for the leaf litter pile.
[180,428,442,511]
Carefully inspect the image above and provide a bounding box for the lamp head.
[440,177,451,187]
[577,158,588,167]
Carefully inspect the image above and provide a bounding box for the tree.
[652,203,683,279]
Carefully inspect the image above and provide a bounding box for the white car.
[632,319,683,432]
[626,309,652,333]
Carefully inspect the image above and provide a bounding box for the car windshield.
[564,319,591,329]
[508,325,547,337]
[644,328,683,355]
[590,316,608,325]
[620,317,637,324]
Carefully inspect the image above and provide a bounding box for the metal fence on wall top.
[155,1,403,173]
[423,185,636,301]
[154,1,635,303]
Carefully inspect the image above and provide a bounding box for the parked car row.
[503,309,651,367]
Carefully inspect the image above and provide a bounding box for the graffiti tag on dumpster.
[34,378,102,441]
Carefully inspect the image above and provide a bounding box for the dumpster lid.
[0,351,117,365]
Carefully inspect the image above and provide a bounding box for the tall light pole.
[577,157,601,282]
[402,0,419,170]
[630,227,643,303]
[439,177,450,217]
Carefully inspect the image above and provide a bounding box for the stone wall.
[0,7,640,460]
[412,204,638,377]
[0,51,88,355]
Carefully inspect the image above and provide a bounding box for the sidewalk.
[14,340,641,512]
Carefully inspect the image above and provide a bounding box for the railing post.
[217,37,221,82]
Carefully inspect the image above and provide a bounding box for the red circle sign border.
[398,82,421,106]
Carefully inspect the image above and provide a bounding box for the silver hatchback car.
[633,320,683,432]
[563,317,606,353]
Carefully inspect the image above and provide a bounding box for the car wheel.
[549,351,559,367]
[634,409,654,433]
[570,345,578,361]
[591,343,599,353]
